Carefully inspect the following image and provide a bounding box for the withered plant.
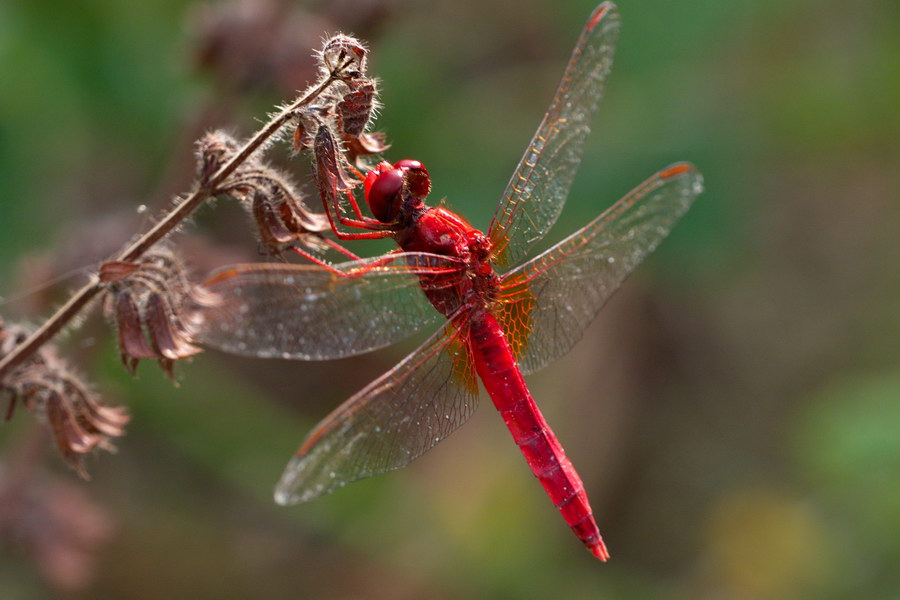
[1,30,388,477]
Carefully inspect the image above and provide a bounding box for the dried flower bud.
[196,131,241,188]
[293,117,311,153]
[291,106,329,153]
[314,123,355,193]
[248,184,331,256]
[0,322,129,477]
[333,76,388,167]
[319,34,367,80]
[230,171,331,255]
[101,248,202,379]
[196,130,331,256]
[337,78,378,137]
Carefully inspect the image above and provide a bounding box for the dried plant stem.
[0,75,339,380]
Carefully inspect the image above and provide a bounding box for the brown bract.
[0,18,396,483]
[100,249,203,380]
[314,123,356,194]
[197,131,332,257]
[320,34,368,80]
[294,35,388,168]
[337,79,377,137]
[335,77,389,165]
[0,322,129,477]
[342,131,390,166]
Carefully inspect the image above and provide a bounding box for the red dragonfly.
[192,2,702,561]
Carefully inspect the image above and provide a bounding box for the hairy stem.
[0,75,337,379]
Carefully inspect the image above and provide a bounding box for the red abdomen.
[467,311,609,561]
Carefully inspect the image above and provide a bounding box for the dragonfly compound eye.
[394,159,431,199]
[393,159,423,170]
[364,167,404,223]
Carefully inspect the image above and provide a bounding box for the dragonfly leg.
[317,172,395,241]
[333,190,388,231]
[290,246,348,276]
[343,167,370,221]
[288,237,362,275]
[291,246,405,278]
[321,237,362,261]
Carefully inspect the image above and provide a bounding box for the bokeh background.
[1,0,898,598]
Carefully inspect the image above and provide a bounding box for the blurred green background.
[1,0,898,598]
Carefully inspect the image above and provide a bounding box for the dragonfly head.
[364,159,430,223]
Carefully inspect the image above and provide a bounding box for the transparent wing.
[496,163,703,374]
[275,317,478,504]
[489,3,621,268]
[189,252,465,360]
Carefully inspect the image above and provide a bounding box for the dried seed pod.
[196,129,332,255]
[249,185,330,255]
[342,131,390,167]
[314,123,355,193]
[336,78,377,137]
[0,321,129,477]
[319,34,367,80]
[195,131,241,188]
[293,117,310,153]
[316,77,387,166]
[227,165,330,256]
[101,248,202,379]
[291,106,329,153]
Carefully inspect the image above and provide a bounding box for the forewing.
[190,253,464,360]
[497,163,703,374]
[275,318,479,504]
[489,3,621,268]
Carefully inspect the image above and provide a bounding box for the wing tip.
[659,162,697,180]
[660,162,704,195]
[274,455,312,505]
[273,487,296,506]
[588,2,620,32]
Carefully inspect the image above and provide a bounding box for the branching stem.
[0,74,338,379]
